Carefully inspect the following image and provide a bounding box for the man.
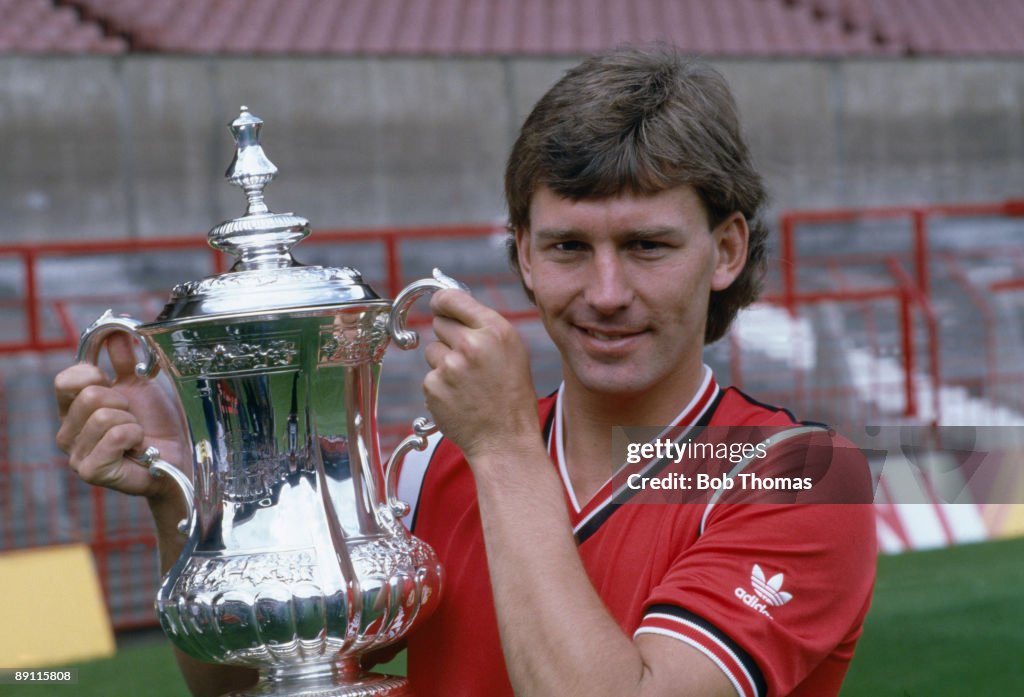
[56,45,875,697]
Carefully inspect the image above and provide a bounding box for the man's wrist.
[145,473,190,530]
[464,429,546,467]
[465,435,553,497]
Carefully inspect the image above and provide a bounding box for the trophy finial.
[208,107,310,271]
[225,106,278,216]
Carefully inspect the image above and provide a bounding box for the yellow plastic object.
[0,544,116,668]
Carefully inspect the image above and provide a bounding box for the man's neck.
[557,365,709,503]
[561,362,708,431]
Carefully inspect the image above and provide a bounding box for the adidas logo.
[750,564,793,607]
[734,564,793,619]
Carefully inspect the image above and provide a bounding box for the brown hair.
[505,44,768,344]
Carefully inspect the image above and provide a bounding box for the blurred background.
[1,1,1023,695]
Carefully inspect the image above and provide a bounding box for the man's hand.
[423,289,542,462]
[55,332,188,500]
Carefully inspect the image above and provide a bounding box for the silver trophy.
[76,108,459,696]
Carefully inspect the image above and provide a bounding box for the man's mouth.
[577,326,646,341]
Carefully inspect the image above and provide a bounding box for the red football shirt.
[397,369,876,697]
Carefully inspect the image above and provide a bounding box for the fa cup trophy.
[77,108,457,696]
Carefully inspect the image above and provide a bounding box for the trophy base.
[229,665,410,697]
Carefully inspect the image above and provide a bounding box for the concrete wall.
[2,56,1022,243]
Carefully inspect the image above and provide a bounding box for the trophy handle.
[76,311,195,535]
[386,267,469,350]
[384,269,469,518]
[384,418,436,518]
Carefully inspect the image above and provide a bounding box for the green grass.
[3,632,182,697]
[841,536,1024,696]
[1,636,406,697]
[10,537,1023,696]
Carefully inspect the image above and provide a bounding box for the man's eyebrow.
[532,226,683,241]
[620,226,683,238]
[532,227,582,241]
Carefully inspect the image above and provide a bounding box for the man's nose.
[585,251,634,314]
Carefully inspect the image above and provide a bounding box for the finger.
[55,363,110,418]
[425,349,468,390]
[422,368,458,405]
[76,423,154,496]
[422,369,442,402]
[431,314,475,348]
[68,407,139,466]
[106,332,145,381]
[57,385,131,454]
[76,406,140,458]
[423,340,452,370]
[429,289,497,329]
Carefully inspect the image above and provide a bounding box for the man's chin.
[572,369,657,399]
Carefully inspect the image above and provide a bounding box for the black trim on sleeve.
[647,603,768,697]
[408,436,446,535]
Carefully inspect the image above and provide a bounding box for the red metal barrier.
[0,223,505,355]
[777,198,1024,425]
[778,199,1024,313]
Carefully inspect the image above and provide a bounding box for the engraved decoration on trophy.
[75,107,465,697]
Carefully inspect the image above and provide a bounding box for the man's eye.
[629,240,665,252]
[554,241,586,252]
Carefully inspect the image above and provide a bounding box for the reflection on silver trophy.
[77,108,461,696]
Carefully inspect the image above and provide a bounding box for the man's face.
[516,185,746,401]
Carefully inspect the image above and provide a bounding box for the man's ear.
[710,213,749,292]
[514,226,534,292]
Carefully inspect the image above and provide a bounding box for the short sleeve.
[396,431,444,531]
[634,434,877,697]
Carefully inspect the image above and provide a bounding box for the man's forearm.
[148,492,189,575]
[470,445,649,697]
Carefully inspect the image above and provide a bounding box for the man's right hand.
[55,331,189,500]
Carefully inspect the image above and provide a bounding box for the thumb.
[106,332,143,380]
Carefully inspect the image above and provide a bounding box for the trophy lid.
[151,107,382,325]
